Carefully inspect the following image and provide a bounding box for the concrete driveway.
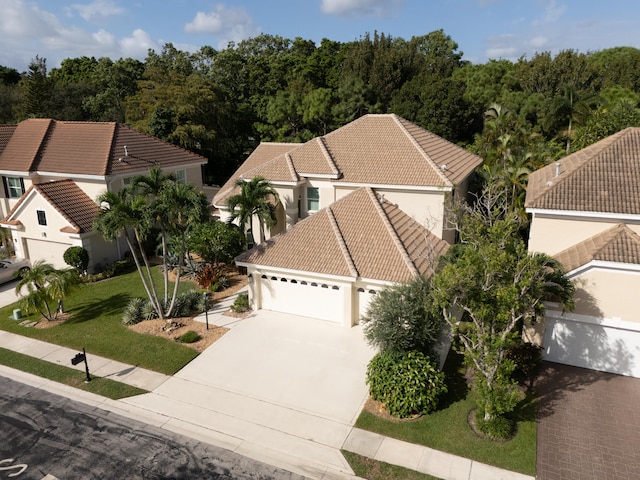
[0,279,21,307]
[120,310,376,479]
[536,362,640,480]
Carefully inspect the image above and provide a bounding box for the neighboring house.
[214,114,482,244]
[0,118,208,272]
[226,114,482,327]
[525,127,640,378]
[236,187,450,327]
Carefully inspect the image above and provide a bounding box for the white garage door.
[260,275,343,323]
[25,238,72,270]
[544,316,640,378]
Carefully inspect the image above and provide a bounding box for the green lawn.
[354,351,537,476]
[0,269,200,375]
[0,347,148,399]
[342,451,442,480]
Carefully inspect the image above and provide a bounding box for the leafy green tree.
[186,219,244,267]
[15,260,80,321]
[432,187,574,423]
[361,275,443,355]
[226,176,279,246]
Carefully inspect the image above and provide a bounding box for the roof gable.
[236,187,449,282]
[554,224,640,272]
[526,127,640,215]
[2,179,98,234]
[213,142,300,206]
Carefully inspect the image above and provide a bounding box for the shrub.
[361,276,443,355]
[63,246,89,273]
[122,297,146,325]
[142,299,158,320]
[366,350,447,418]
[177,330,201,343]
[475,411,515,440]
[195,264,222,289]
[216,275,229,291]
[230,292,250,313]
[170,290,202,317]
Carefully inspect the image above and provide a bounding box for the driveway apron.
[119,310,376,478]
[536,362,640,480]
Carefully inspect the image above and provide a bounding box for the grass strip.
[342,451,442,480]
[0,346,148,400]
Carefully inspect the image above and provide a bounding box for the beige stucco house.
[0,118,208,272]
[214,114,482,245]
[220,114,482,326]
[525,127,640,378]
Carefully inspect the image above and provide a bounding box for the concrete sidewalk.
[0,295,534,480]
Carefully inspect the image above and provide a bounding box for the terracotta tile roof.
[215,114,482,207]
[554,224,640,272]
[213,142,300,206]
[236,187,449,282]
[0,125,17,157]
[0,119,207,177]
[525,127,640,214]
[0,118,52,172]
[2,179,98,234]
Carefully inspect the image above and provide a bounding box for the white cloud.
[532,0,567,26]
[321,0,403,18]
[529,36,549,49]
[68,0,125,23]
[120,28,159,59]
[184,4,260,47]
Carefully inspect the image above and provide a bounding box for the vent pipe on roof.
[124,145,129,157]
[555,162,560,177]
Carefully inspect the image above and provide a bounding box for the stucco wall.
[528,213,640,255]
[570,267,640,323]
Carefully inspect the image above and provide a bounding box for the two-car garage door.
[259,275,344,323]
[543,315,640,378]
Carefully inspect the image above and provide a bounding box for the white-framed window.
[36,210,47,226]
[175,169,186,184]
[307,187,319,211]
[4,177,25,198]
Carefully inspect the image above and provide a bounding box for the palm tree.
[131,167,177,304]
[226,176,279,246]
[15,260,79,321]
[157,181,209,317]
[94,187,164,319]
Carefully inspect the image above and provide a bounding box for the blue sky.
[1,0,639,71]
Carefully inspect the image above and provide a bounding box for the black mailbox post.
[71,348,91,383]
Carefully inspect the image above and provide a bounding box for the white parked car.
[0,258,30,284]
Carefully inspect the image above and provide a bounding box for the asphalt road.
[0,376,307,480]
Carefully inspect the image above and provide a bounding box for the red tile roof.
[236,187,449,282]
[0,119,207,177]
[2,179,98,234]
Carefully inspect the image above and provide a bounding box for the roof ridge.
[391,114,451,186]
[105,122,118,176]
[366,187,419,276]
[27,118,55,172]
[326,206,359,277]
[284,152,299,182]
[316,137,341,177]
